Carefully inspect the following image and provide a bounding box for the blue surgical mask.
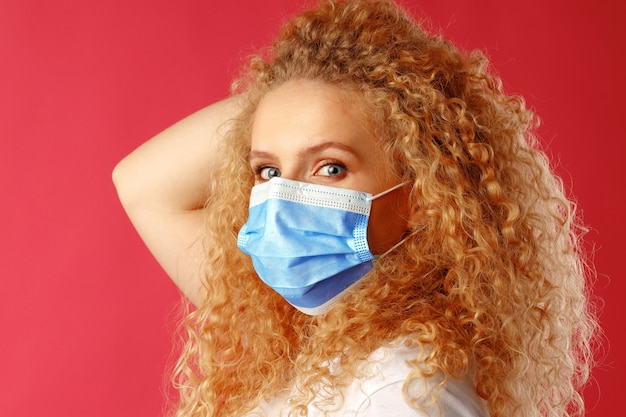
[237,177,406,315]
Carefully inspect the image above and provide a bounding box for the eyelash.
[315,160,347,177]
[253,165,280,181]
[251,160,348,181]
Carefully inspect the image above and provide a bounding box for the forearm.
[113,95,243,304]
[113,96,241,212]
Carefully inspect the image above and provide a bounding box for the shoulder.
[340,343,489,417]
[247,342,490,417]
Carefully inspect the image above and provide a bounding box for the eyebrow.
[249,141,359,161]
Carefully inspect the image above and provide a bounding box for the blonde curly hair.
[171,1,597,416]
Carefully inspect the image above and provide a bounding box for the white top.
[246,342,489,417]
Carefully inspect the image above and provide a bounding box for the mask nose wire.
[366,182,407,202]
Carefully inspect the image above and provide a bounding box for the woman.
[113,1,596,416]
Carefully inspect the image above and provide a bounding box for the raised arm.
[112,96,242,306]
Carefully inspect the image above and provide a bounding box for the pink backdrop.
[1,0,623,415]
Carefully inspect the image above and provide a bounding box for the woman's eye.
[258,166,281,180]
[316,163,346,177]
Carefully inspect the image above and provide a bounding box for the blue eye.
[258,167,281,180]
[317,163,346,177]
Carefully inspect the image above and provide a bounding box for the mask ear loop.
[366,181,421,259]
[375,225,425,259]
[366,182,407,201]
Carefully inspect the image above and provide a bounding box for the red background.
[1,0,623,415]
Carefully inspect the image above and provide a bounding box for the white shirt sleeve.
[349,376,489,417]
[247,343,489,417]
[338,344,489,417]
[352,380,430,416]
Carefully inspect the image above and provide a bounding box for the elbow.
[111,159,125,191]
[111,158,135,208]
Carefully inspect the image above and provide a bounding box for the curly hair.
[171,1,597,416]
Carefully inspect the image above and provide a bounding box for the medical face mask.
[237,177,406,315]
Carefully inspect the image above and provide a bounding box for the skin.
[113,80,410,306]
[250,79,410,254]
[113,96,243,306]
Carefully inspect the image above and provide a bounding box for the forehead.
[251,79,374,149]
